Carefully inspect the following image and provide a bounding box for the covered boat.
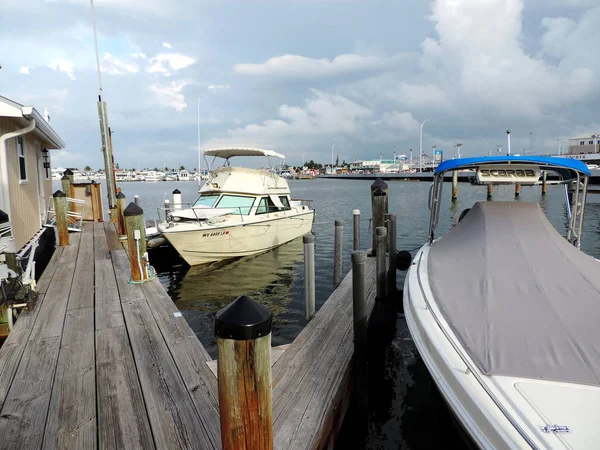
[404,156,599,449]
[157,148,314,266]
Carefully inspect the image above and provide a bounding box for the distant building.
[568,134,600,156]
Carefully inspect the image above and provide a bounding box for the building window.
[590,141,594,145]
[580,141,585,145]
[17,137,27,182]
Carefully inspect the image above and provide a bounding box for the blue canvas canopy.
[435,156,590,179]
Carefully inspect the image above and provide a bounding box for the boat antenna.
[90,0,103,100]
[197,97,201,184]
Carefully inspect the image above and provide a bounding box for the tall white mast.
[197,98,201,184]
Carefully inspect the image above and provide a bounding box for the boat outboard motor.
[396,250,412,271]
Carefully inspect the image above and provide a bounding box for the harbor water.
[64,179,600,448]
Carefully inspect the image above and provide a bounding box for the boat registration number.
[202,231,230,237]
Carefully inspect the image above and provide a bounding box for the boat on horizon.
[157,147,315,266]
[404,156,599,449]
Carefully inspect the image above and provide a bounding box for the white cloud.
[101,52,143,75]
[148,80,188,111]
[18,66,30,74]
[47,60,76,80]
[207,84,230,92]
[390,83,447,108]
[234,53,407,79]
[162,42,172,49]
[147,53,195,76]
[48,88,69,114]
[379,111,420,132]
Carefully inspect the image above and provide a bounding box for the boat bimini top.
[428,156,590,247]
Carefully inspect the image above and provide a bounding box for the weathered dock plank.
[272,257,378,450]
[112,250,219,450]
[67,223,95,310]
[96,326,155,450]
[36,246,64,294]
[43,307,96,450]
[104,221,122,252]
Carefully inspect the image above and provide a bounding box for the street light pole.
[419,119,430,172]
[331,143,336,173]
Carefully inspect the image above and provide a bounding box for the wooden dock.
[0,220,379,449]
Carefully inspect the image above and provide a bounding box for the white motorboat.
[404,156,600,449]
[178,169,191,181]
[143,170,161,182]
[163,171,178,181]
[157,147,315,266]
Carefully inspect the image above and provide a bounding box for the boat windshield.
[193,194,220,208]
[215,195,256,215]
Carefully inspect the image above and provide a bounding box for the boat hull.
[161,211,314,265]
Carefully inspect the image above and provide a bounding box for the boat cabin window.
[255,196,277,215]
[216,195,255,215]
[279,196,291,210]
[193,194,220,208]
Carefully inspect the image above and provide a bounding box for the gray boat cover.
[429,201,600,386]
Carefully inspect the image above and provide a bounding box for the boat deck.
[0,222,220,450]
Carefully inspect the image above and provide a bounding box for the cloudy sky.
[2,0,599,170]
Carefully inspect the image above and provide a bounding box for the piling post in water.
[303,234,315,321]
[542,171,547,196]
[124,203,147,282]
[487,184,493,200]
[215,295,273,450]
[387,214,397,293]
[452,171,458,201]
[371,178,388,254]
[333,220,343,287]
[376,226,387,299]
[515,183,521,197]
[351,250,368,427]
[172,189,182,211]
[61,175,71,199]
[116,192,127,237]
[134,194,139,206]
[64,168,74,185]
[353,209,360,251]
[53,190,69,247]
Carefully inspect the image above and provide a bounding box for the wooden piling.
[452,171,458,201]
[64,168,74,185]
[116,192,127,237]
[124,202,147,282]
[542,171,547,196]
[303,234,315,321]
[487,184,493,200]
[371,178,388,254]
[387,214,397,293]
[61,175,71,199]
[333,220,343,287]
[376,226,387,299]
[351,250,368,427]
[215,295,273,450]
[53,190,69,247]
[515,183,521,197]
[352,209,360,251]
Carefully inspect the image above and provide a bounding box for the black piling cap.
[64,168,74,175]
[61,175,69,181]
[373,187,386,197]
[371,177,388,190]
[123,202,143,217]
[396,250,413,271]
[215,295,273,340]
[116,192,126,199]
[173,189,181,194]
[0,209,8,223]
[53,190,66,198]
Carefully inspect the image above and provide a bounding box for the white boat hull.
[160,211,314,265]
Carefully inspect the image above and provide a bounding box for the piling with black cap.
[351,250,368,427]
[333,220,343,287]
[172,188,182,211]
[215,295,273,450]
[515,183,521,197]
[116,192,127,237]
[64,168,74,184]
[303,234,316,320]
[452,170,458,201]
[387,214,397,293]
[376,226,387,299]
[124,202,147,282]
[370,178,388,254]
[353,209,360,251]
[53,190,69,246]
[61,174,71,199]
